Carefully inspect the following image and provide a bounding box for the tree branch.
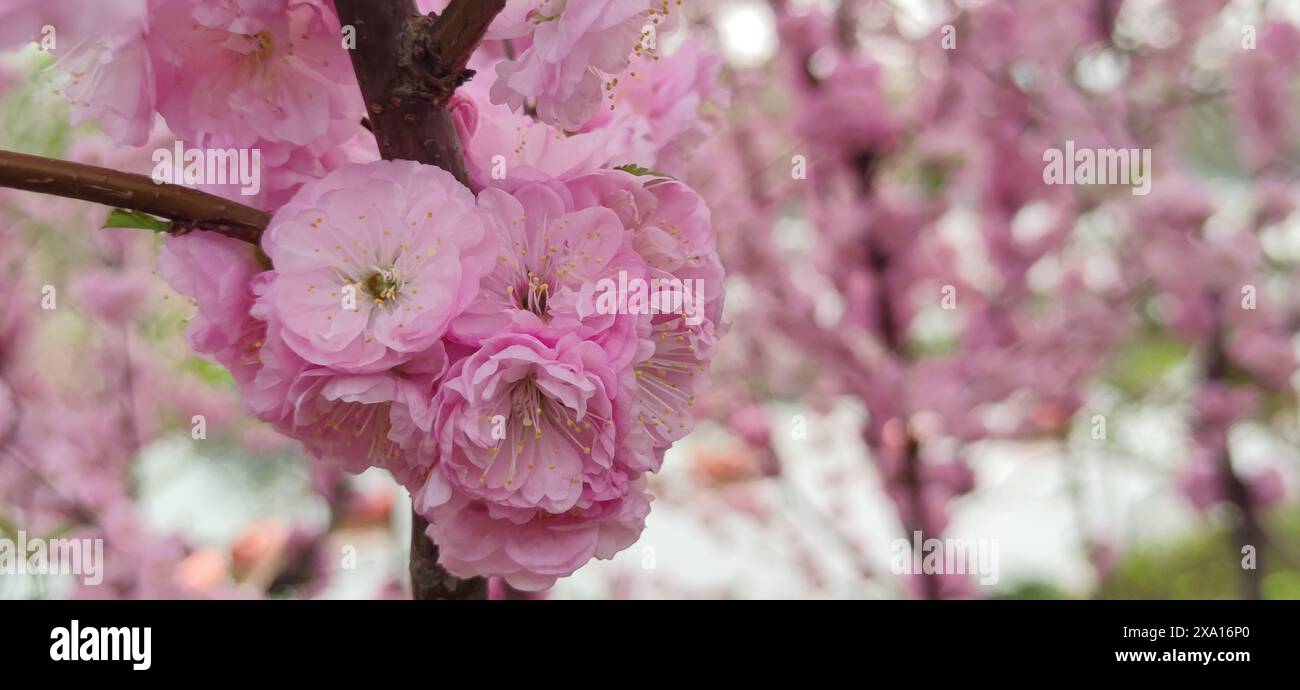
[0,149,269,244]
[333,0,505,184]
[424,0,508,80]
[333,0,505,600]
[410,511,487,600]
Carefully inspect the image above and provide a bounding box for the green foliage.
[183,357,236,389]
[1095,508,1300,600]
[993,582,1074,600]
[104,209,171,233]
[614,163,674,179]
[996,509,1300,600]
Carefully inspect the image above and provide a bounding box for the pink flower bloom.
[194,129,379,212]
[401,318,671,588]
[565,170,725,449]
[417,468,651,591]
[426,332,641,509]
[260,160,493,373]
[452,82,609,192]
[0,0,144,51]
[158,230,267,377]
[490,0,673,131]
[568,171,725,316]
[186,283,449,474]
[57,21,158,146]
[582,39,730,175]
[273,349,445,473]
[151,0,360,150]
[44,0,365,180]
[450,184,645,359]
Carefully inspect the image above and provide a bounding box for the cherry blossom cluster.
[3,0,728,590]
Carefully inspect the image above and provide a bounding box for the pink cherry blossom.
[0,0,144,51]
[35,0,1300,605]
[260,160,494,373]
[450,183,645,358]
[158,230,267,376]
[418,471,651,591]
[239,303,450,475]
[567,171,725,321]
[427,332,640,507]
[423,475,650,595]
[452,80,609,192]
[151,0,360,150]
[400,329,656,588]
[564,170,725,449]
[56,21,158,146]
[161,231,449,473]
[580,39,730,176]
[267,344,445,472]
[490,0,675,131]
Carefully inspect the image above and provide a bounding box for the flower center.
[513,271,551,318]
[249,30,275,62]
[511,376,546,440]
[365,268,401,304]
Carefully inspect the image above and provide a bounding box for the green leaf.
[183,357,236,388]
[104,209,171,233]
[614,163,674,179]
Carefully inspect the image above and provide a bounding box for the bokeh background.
[4,0,1300,599]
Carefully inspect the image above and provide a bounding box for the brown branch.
[410,511,487,600]
[425,0,507,81]
[333,0,504,600]
[334,0,505,184]
[0,149,269,244]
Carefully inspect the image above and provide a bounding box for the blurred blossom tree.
[0,0,1298,601]
[683,0,1300,599]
